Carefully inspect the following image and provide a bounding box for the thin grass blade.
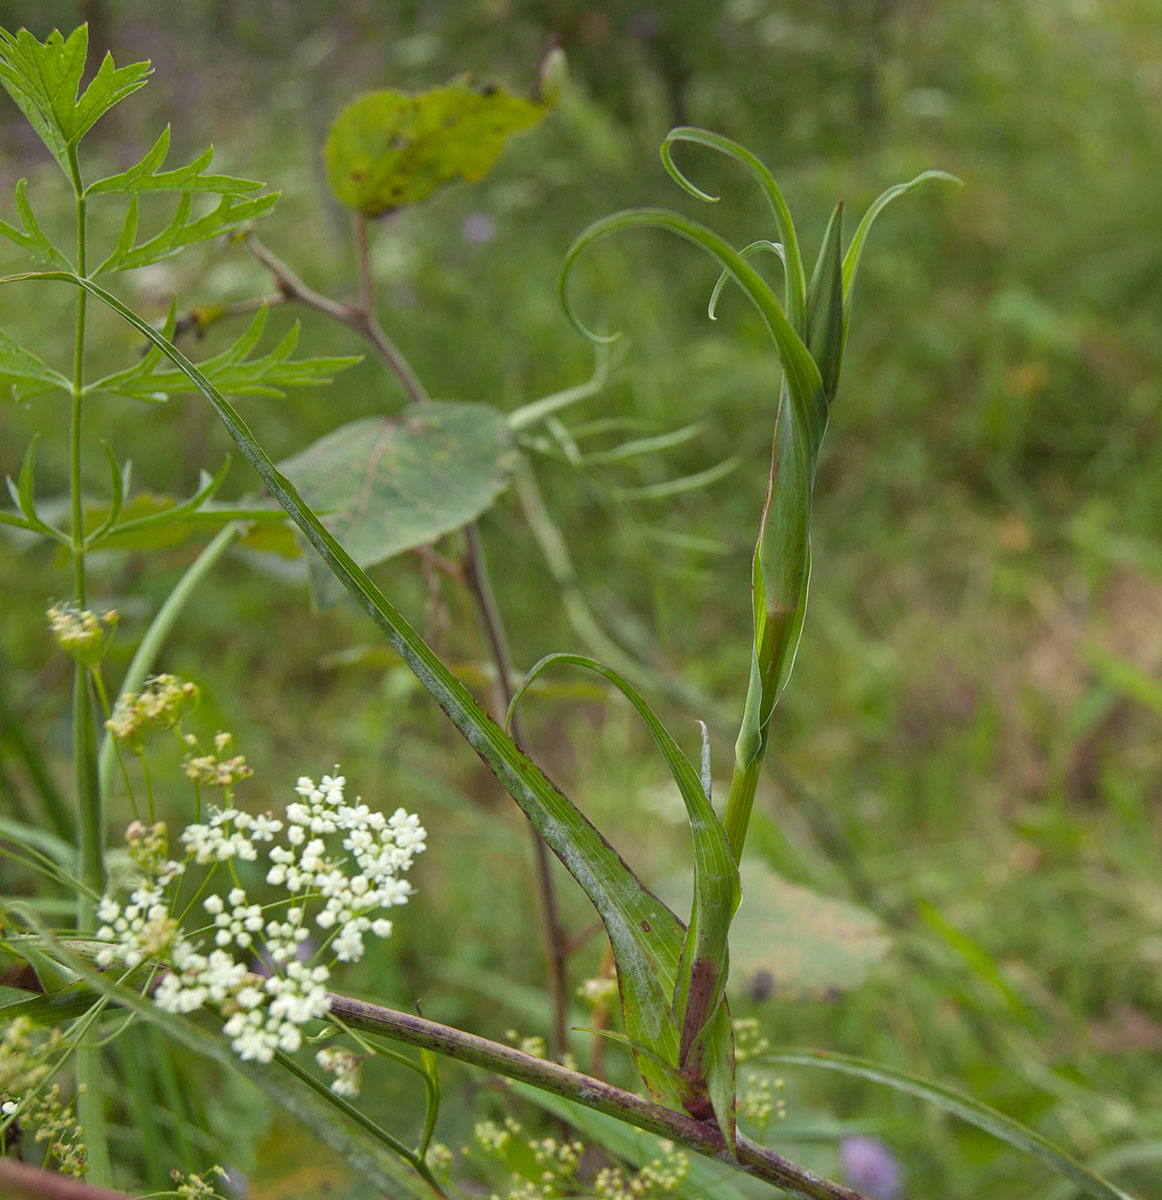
[767,1049,1135,1200]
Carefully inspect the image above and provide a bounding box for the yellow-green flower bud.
[46,603,118,667]
[105,674,200,751]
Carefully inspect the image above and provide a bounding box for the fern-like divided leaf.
[95,190,279,275]
[0,327,71,401]
[86,122,278,273]
[0,26,151,178]
[86,125,265,197]
[0,179,72,270]
[89,306,361,402]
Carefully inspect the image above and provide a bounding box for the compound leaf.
[94,190,279,274]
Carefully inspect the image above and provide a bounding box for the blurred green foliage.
[1,1,1160,1197]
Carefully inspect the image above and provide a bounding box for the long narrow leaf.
[507,344,613,432]
[560,207,821,410]
[660,127,808,334]
[614,455,740,502]
[839,170,961,373]
[708,239,785,321]
[767,1049,1135,1200]
[508,653,739,1131]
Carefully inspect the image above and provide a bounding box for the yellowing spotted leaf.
[325,78,548,216]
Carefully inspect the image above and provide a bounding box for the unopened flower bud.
[46,603,118,666]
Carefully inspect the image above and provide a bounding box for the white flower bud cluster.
[315,1045,363,1097]
[732,1016,771,1063]
[94,768,426,1068]
[105,674,198,749]
[576,975,618,1008]
[593,1141,689,1199]
[472,1118,585,1200]
[741,1072,773,1128]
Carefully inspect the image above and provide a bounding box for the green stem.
[66,140,99,911]
[72,668,103,907]
[65,140,113,1190]
[265,1036,446,1195]
[723,755,761,862]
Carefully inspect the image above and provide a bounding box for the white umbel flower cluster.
[94,866,184,969]
[95,769,426,1067]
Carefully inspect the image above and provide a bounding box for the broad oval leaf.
[325,79,548,216]
[727,862,889,1001]
[654,861,889,1005]
[279,402,514,571]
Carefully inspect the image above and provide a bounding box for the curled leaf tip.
[660,136,720,204]
[707,240,785,322]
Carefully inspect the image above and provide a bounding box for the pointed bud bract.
[805,202,845,406]
[536,45,568,106]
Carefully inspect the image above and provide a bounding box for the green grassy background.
[1,2,1160,1197]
